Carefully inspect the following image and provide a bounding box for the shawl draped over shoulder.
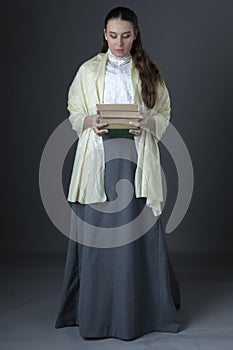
[67,52,171,217]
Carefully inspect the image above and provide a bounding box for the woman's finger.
[93,125,109,136]
[129,121,140,127]
[129,128,142,136]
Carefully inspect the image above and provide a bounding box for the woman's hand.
[83,114,109,136]
[128,114,155,136]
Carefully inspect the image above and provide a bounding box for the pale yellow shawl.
[67,52,171,216]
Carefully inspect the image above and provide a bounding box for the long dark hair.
[101,6,165,109]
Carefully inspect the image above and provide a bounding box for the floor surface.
[1,253,233,350]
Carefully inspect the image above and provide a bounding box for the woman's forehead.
[106,19,134,32]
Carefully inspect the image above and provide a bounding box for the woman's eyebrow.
[108,31,132,34]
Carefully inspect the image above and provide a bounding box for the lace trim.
[107,48,131,68]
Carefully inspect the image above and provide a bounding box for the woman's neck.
[107,48,131,67]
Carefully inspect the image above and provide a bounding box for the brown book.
[96,103,140,129]
[96,103,139,111]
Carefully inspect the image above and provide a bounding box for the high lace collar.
[107,48,131,67]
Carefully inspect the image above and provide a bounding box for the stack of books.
[96,103,140,137]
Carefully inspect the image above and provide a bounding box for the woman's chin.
[114,49,126,56]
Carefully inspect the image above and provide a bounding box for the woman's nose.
[117,36,123,46]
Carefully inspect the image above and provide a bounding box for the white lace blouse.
[103,49,133,104]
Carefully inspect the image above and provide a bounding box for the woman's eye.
[109,35,131,39]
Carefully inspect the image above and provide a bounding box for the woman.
[55,6,181,340]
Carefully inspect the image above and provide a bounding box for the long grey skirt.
[55,135,181,340]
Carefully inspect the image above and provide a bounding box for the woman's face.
[104,18,137,57]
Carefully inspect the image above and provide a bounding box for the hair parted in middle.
[101,6,165,109]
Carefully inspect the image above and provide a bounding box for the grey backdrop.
[2,0,233,258]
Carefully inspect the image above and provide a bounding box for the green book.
[102,128,139,138]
